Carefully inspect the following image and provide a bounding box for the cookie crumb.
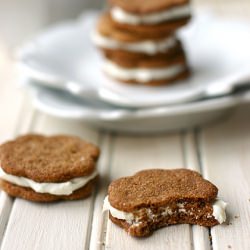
[228,245,232,249]
[234,215,239,219]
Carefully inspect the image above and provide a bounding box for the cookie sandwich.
[108,0,191,36]
[92,0,191,86]
[103,169,227,237]
[0,134,100,202]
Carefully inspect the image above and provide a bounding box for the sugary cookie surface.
[108,169,218,212]
[0,134,100,183]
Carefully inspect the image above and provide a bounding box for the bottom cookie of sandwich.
[114,69,190,86]
[108,201,219,237]
[103,60,190,86]
[0,177,98,202]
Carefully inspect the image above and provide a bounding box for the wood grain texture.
[1,114,100,250]
[200,105,250,250]
[184,132,211,250]
[104,134,193,250]
[0,1,250,249]
[1,198,94,250]
[0,48,38,244]
[89,134,112,250]
[0,193,13,244]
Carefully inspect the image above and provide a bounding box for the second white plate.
[28,81,250,133]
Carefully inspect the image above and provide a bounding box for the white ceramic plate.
[19,11,250,108]
[28,81,250,133]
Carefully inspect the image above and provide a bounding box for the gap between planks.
[0,110,213,250]
[1,113,100,250]
[0,95,38,247]
[99,132,212,250]
[198,107,250,250]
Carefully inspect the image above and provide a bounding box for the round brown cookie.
[0,177,98,202]
[108,169,218,212]
[97,13,174,42]
[110,13,191,37]
[109,0,189,14]
[0,134,100,183]
[100,40,183,61]
[105,49,186,68]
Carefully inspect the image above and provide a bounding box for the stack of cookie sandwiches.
[93,0,191,86]
[0,134,100,202]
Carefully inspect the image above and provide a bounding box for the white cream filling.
[0,167,98,196]
[103,196,173,224]
[103,196,134,222]
[103,60,185,83]
[103,196,227,224]
[92,31,177,55]
[111,5,191,25]
[212,199,227,224]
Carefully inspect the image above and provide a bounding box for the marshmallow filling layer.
[103,196,227,225]
[111,5,191,25]
[103,60,185,83]
[92,31,177,55]
[0,167,98,195]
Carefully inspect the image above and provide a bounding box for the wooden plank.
[1,114,100,250]
[183,132,211,250]
[0,102,37,246]
[0,47,37,244]
[32,112,99,143]
[1,198,95,250]
[0,193,13,244]
[89,133,112,250]
[105,134,193,250]
[199,105,250,250]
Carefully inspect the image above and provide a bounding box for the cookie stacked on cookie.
[93,0,191,86]
[0,134,100,202]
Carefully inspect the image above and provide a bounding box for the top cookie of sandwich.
[108,169,218,212]
[0,134,100,183]
[109,0,189,14]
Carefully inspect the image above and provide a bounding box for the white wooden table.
[0,1,250,249]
